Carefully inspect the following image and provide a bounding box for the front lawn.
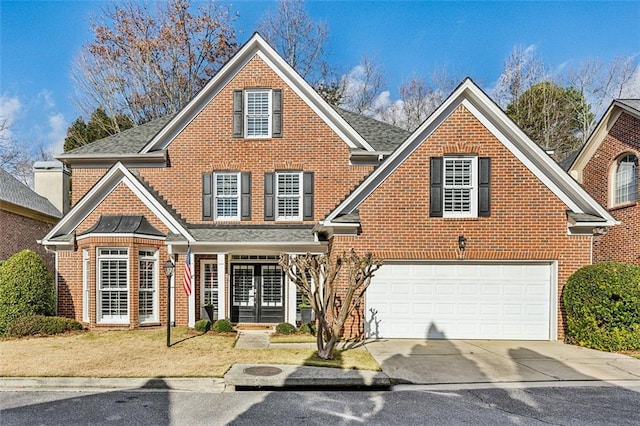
[0,328,378,377]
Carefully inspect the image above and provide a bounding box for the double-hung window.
[233,89,282,138]
[430,156,490,218]
[138,249,158,323]
[215,172,240,220]
[443,156,477,217]
[97,248,129,323]
[614,154,638,206]
[245,90,271,138]
[276,172,302,220]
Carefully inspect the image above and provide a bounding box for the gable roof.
[0,168,61,219]
[332,107,410,152]
[140,33,376,154]
[322,78,617,228]
[41,162,193,247]
[569,99,640,181]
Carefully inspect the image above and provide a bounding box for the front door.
[231,264,284,323]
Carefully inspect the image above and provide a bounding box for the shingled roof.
[0,168,61,218]
[61,114,176,156]
[59,107,408,157]
[332,107,410,152]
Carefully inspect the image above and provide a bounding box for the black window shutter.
[272,89,282,138]
[478,157,491,217]
[430,157,443,217]
[202,173,213,220]
[233,90,244,138]
[264,172,275,221]
[241,172,251,221]
[303,172,314,220]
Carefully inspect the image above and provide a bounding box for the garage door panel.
[366,262,552,340]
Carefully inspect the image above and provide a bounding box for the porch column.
[188,250,195,327]
[216,253,227,319]
[286,254,297,325]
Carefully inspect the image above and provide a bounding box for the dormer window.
[613,153,638,206]
[233,89,282,138]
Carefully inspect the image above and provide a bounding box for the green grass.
[0,327,379,377]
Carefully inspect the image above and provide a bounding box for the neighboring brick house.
[569,99,640,264]
[1,167,62,273]
[42,34,615,340]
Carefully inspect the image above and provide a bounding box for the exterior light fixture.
[163,259,174,347]
[458,235,467,252]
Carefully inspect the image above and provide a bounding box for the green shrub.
[275,322,296,335]
[564,262,640,351]
[194,319,211,333]
[212,318,234,333]
[6,315,82,337]
[299,323,314,335]
[0,250,56,334]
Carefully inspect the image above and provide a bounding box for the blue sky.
[1,0,639,158]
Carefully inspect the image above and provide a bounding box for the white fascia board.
[76,233,166,241]
[459,91,615,224]
[141,33,374,154]
[42,162,194,243]
[254,50,375,152]
[324,78,616,225]
[324,82,467,221]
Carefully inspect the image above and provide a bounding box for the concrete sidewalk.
[2,339,639,393]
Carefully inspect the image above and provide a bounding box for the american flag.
[183,246,192,297]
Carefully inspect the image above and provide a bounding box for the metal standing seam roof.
[0,168,61,218]
[78,215,165,237]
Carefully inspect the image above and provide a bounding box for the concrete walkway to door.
[365,339,640,385]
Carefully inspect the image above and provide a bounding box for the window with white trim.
[82,249,90,323]
[443,156,478,217]
[614,153,638,205]
[245,90,271,137]
[201,261,218,311]
[276,172,302,220]
[138,249,158,323]
[97,248,129,323]
[215,172,240,220]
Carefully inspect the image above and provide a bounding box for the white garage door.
[366,262,553,340]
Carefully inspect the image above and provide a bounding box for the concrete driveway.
[365,339,640,385]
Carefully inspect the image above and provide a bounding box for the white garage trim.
[366,260,558,340]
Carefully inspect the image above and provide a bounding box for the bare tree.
[280,251,382,360]
[257,0,329,81]
[493,45,546,109]
[340,53,387,115]
[565,56,640,142]
[72,0,238,125]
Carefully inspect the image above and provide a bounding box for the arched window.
[614,154,638,205]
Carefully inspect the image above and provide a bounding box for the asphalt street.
[2,383,640,425]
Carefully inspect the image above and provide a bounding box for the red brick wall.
[581,111,640,263]
[56,183,186,329]
[0,210,56,273]
[330,106,593,339]
[114,56,371,225]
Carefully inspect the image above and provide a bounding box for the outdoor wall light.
[458,235,467,252]
[164,259,174,347]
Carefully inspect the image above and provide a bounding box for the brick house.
[42,34,615,340]
[1,166,64,273]
[569,99,640,264]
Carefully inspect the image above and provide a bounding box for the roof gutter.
[56,150,167,167]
